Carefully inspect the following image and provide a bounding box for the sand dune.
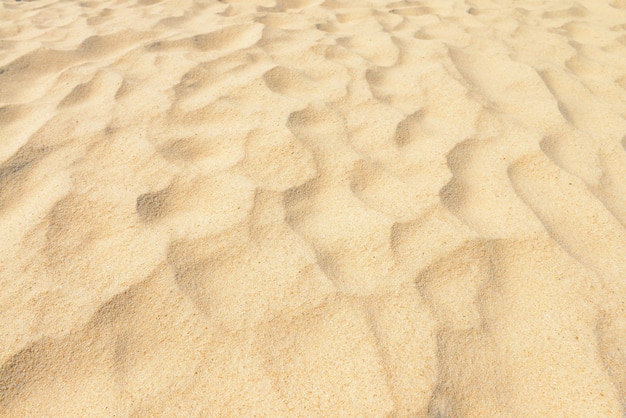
[0,0,625,416]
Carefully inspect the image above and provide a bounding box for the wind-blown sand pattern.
[0,0,625,416]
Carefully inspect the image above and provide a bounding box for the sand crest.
[0,0,625,416]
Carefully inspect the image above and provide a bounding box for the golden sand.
[0,0,625,416]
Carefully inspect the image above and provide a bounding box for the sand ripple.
[0,0,625,416]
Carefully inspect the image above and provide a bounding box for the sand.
[0,0,625,416]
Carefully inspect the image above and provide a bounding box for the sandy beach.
[0,0,625,416]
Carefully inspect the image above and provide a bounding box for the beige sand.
[0,0,625,416]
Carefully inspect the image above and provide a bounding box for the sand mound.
[0,0,625,416]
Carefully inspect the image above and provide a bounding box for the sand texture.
[1,0,625,416]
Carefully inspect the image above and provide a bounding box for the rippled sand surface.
[1,0,625,416]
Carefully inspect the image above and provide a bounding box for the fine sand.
[1,0,625,416]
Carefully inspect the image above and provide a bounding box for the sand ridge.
[0,0,625,416]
